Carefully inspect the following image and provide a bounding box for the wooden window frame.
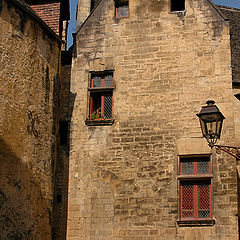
[177,155,215,226]
[85,71,115,126]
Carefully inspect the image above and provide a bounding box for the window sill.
[85,119,114,126]
[177,219,215,227]
[178,174,213,180]
[88,87,114,92]
[115,15,129,19]
[170,10,186,17]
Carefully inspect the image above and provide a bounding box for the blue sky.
[67,0,240,49]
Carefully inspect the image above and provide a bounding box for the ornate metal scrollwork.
[214,145,240,160]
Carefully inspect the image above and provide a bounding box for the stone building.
[0,0,70,239]
[67,0,240,240]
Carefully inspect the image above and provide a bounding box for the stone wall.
[68,0,239,239]
[0,0,60,239]
[218,6,240,85]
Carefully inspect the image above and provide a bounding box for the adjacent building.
[0,0,70,239]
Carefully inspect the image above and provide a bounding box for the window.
[115,0,129,18]
[171,0,185,12]
[87,72,114,124]
[178,156,214,225]
[59,120,69,145]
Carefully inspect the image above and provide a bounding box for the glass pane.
[104,95,112,119]
[92,76,101,87]
[104,75,113,87]
[116,5,129,17]
[181,161,194,175]
[206,121,217,139]
[91,93,102,120]
[182,184,194,219]
[198,183,210,218]
[197,158,210,174]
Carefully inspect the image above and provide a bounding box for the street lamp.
[197,100,240,160]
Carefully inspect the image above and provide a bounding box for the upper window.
[178,156,213,224]
[171,0,185,12]
[115,0,129,18]
[87,72,114,123]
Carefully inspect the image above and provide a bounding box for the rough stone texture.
[68,0,239,239]
[0,0,60,239]
[218,6,240,84]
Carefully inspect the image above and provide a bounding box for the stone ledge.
[85,119,114,126]
[177,219,215,227]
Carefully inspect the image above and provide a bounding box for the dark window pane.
[182,184,194,219]
[104,75,113,87]
[104,95,112,119]
[181,161,194,175]
[91,93,102,119]
[197,158,210,174]
[59,121,69,145]
[198,183,210,218]
[92,76,101,87]
[116,4,129,17]
[171,0,185,11]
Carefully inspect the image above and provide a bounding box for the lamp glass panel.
[199,119,207,137]
[206,121,217,139]
[216,117,223,138]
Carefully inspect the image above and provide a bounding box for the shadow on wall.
[52,90,76,240]
[0,138,51,240]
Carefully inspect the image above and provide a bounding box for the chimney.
[77,0,92,29]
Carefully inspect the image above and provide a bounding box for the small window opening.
[171,0,185,12]
[115,0,129,18]
[59,121,69,145]
[90,0,95,12]
[57,194,62,203]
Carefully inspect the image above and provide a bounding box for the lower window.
[180,180,212,220]
[178,156,213,224]
[90,93,112,120]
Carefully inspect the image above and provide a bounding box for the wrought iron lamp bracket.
[211,144,240,160]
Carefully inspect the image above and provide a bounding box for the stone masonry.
[0,0,61,239]
[67,0,240,239]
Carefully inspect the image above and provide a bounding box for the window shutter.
[104,95,112,119]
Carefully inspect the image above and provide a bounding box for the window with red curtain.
[179,156,212,221]
[88,72,114,121]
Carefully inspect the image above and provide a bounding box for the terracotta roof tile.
[30,3,61,34]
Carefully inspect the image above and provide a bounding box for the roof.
[9,0,62,42]
[25,0,70,20]
[30,3,61,34]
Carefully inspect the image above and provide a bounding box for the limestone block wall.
[68,0,238,239]
[0,0,60,239]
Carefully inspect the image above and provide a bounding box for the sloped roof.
[9,0,62,42]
